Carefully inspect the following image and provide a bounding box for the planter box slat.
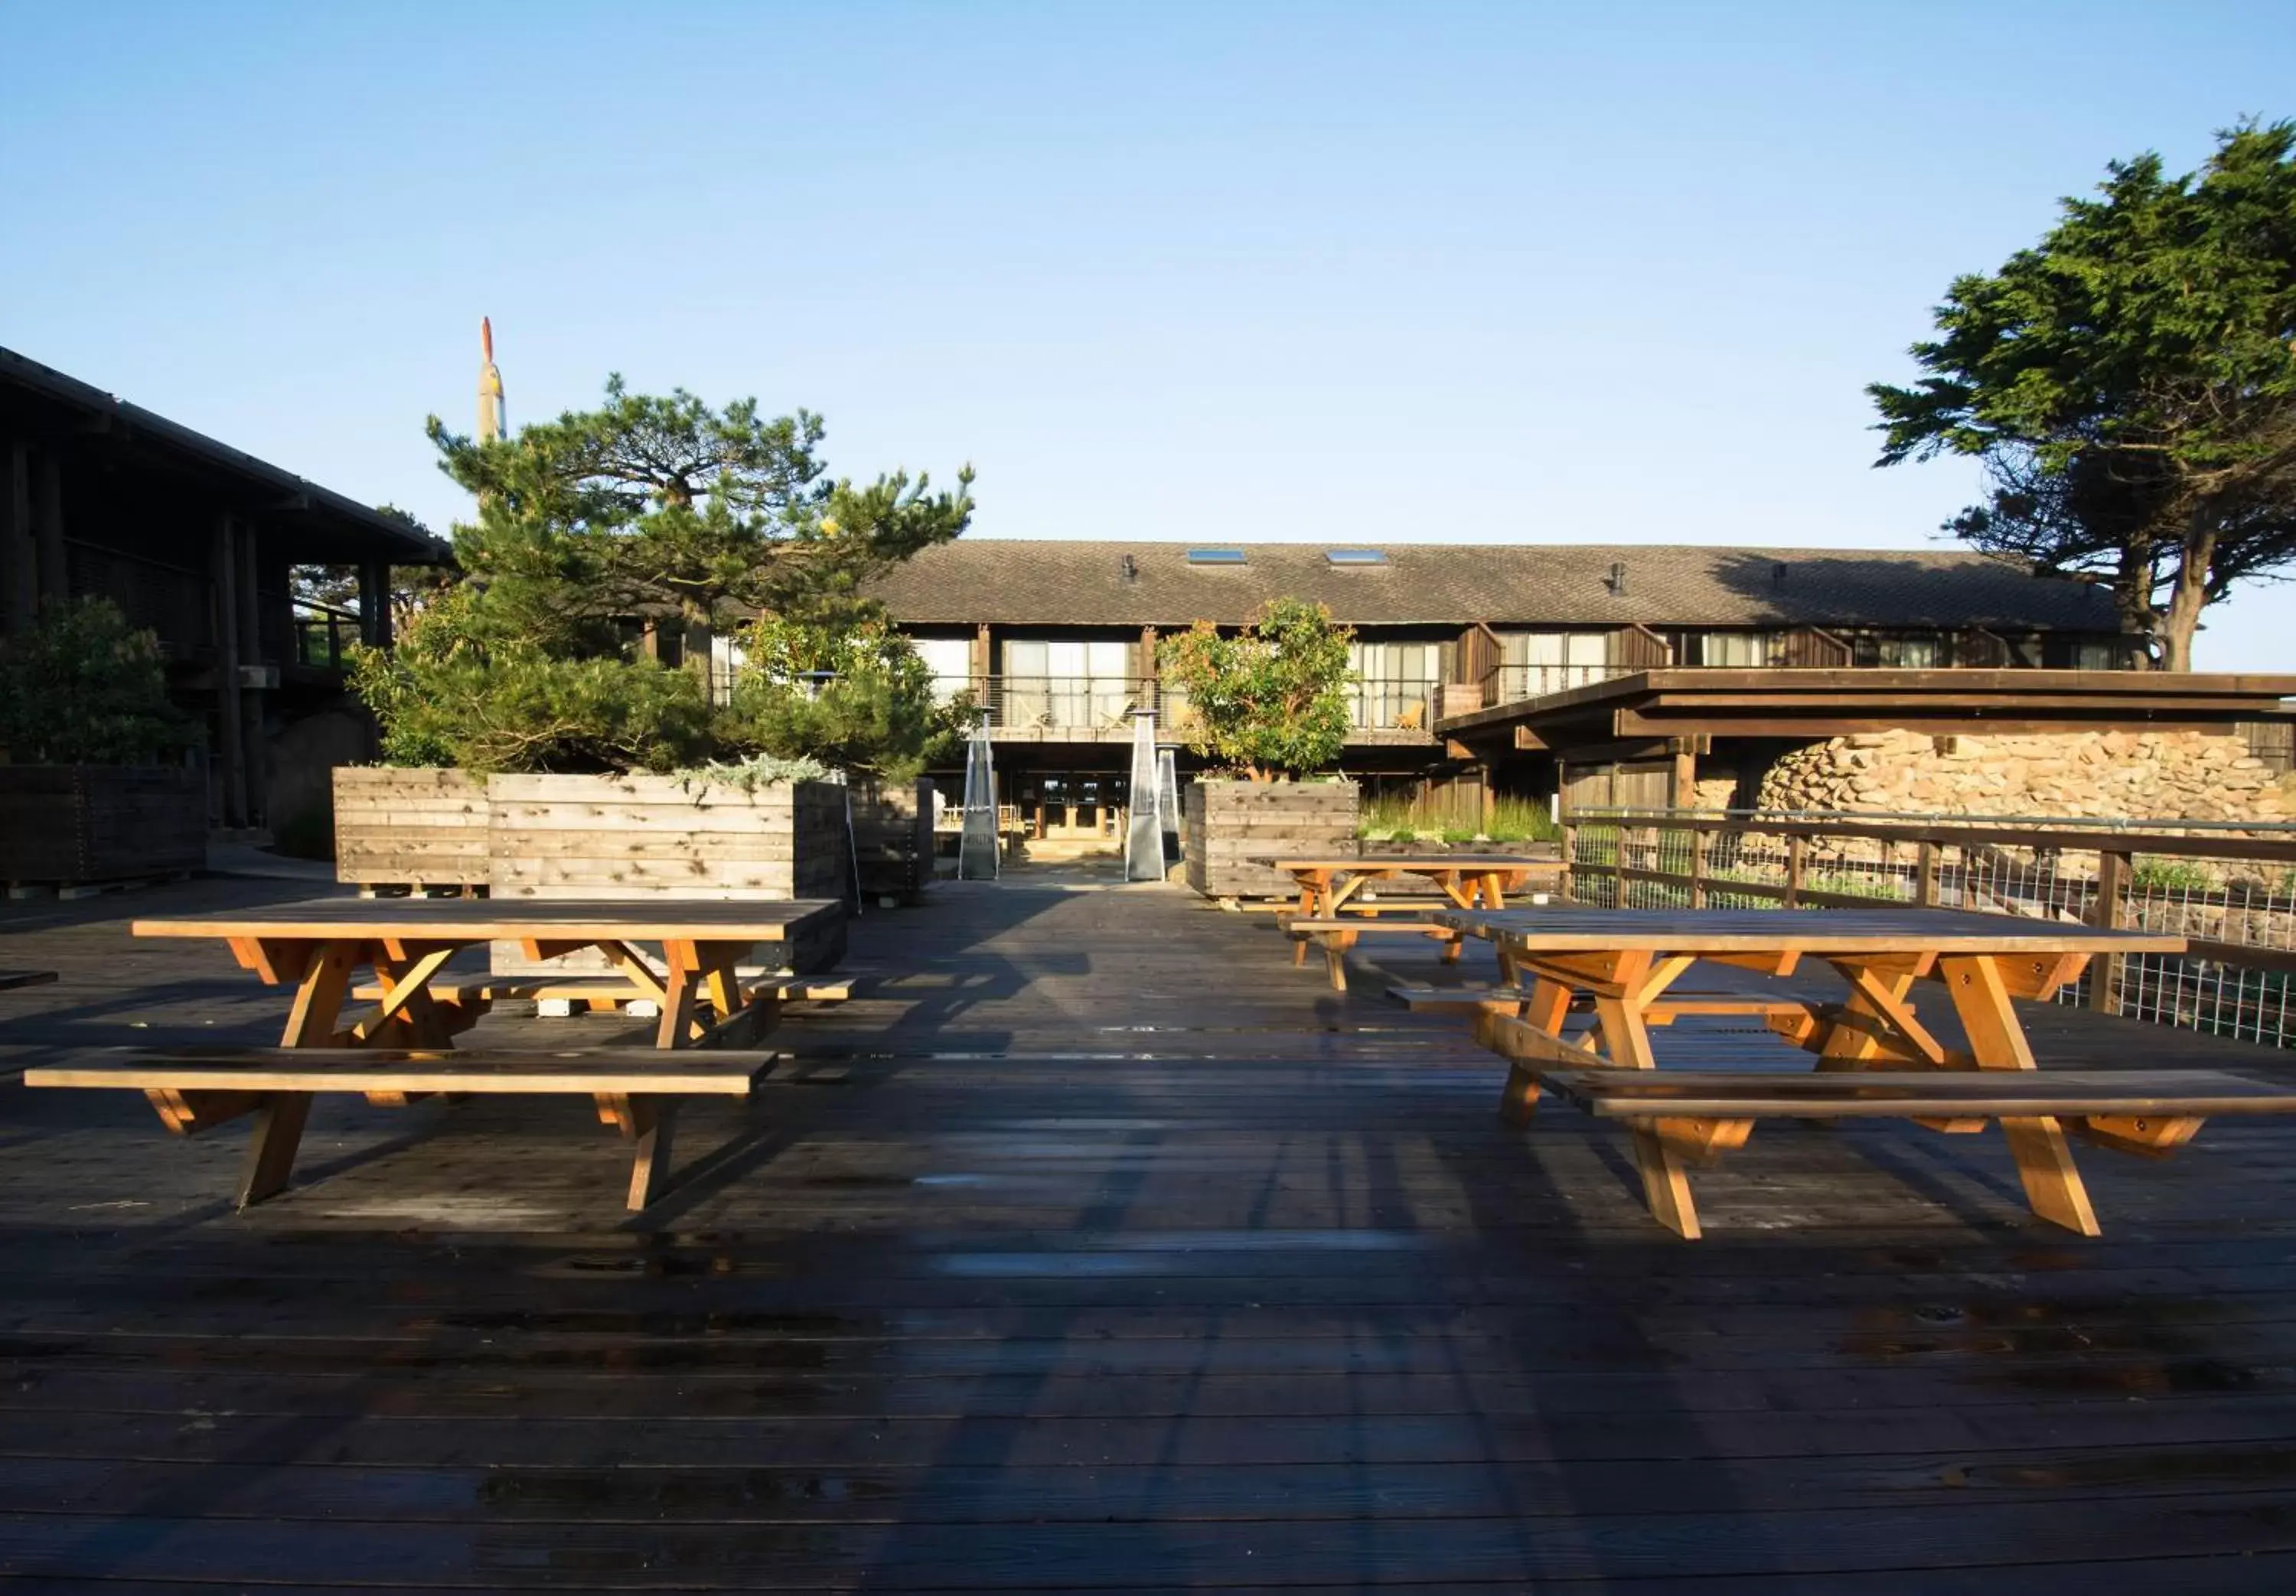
[332,769,490,887]
[1183,780,1358,899]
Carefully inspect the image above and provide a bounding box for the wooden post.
[1559,819,1576,902]
[2089,848,2129,1015]
[1785,834,1807,908]
[213,515,247,829]
[1689,826,1708,910]
[1,438,31,635]
[237,520,264,828]
[34,450,66,607]
[1916,840,1939,907]
[1670,741,1697,810]
[358,558,392,647]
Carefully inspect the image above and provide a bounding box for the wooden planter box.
[1183,779,1359,899]
[0,765,205,887]
[334,767,853,974]
[849,777,934,903]
[333,767,490,890]
[486,772,850,975]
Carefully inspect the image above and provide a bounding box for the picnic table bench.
[1257,853,1559,984]
[23,896,842,1210]
[1424,905,2291,1239]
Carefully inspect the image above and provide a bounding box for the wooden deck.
[7,868,2296,1590]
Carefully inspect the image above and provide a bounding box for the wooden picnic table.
[23,897,845,1210]
[1255,854,1561,976]
[1254,853,1561,918]
[127,896,846,1052]
[1435,905,2196,1239]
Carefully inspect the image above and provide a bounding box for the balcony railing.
[1349,677,1443,731]
[292,602,361,671]
[952,676,1444,736]
[1488,663,1635,705]
[973,676,1171,731]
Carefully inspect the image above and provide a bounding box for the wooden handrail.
[1567,813,2296,865]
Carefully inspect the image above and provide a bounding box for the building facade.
[1,345,448,833]
[864,539,2141,843]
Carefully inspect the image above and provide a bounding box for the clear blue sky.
[5,2,2291,666]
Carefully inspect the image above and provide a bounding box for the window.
[912,637,974,704]
[1698,631,1773,667]
[1000,639,1136,727]
[1186,548,1247,565]
[1324,548,1388,566]
[2074,640,2121,671]
[1349,641,1440,728]
[1498,631,1609,699]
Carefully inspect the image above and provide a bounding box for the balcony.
[1489,663,1636,705]
[958,676,1443,744]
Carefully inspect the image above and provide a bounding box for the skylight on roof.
[1186,547,1247,565]
[1324,548,1388,566]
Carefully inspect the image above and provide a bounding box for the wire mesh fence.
[1566,809,2296,1050]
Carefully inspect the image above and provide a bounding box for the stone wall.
[1753,728,2292,824]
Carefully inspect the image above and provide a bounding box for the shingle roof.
[865,540,2119,630]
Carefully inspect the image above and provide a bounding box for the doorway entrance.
[1016,773,1130,852]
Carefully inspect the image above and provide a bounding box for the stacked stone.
[1752,728,2293,826]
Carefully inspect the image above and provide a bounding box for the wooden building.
[862,539,2145,841]
[0,345,446,831]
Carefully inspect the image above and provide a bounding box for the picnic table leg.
[1562,950,1704,1239]
[1495,976,1573,1123]
[1595,988,1702,1240]
[231,938,362,1208]
[236,1093,314,1210]
[280,940,359,1049]
[696,941,780,1047]
[656,942,703,1049]
[1939,953,2100,1237]
[597,1093,680,1210]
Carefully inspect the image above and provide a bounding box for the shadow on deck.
[3,873,2296,1588]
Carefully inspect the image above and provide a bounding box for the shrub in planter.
[0,598,195,765]
[1158,598,1353,783]
[0,599,204,885]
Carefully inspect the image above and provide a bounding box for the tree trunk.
[2110,542,2161,669]
[2157,520,2218,674]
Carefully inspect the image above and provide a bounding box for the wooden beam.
[213,514,246,828]
[2,438,33,634]
[33,448,65,606]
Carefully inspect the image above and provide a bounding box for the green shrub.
[1159,598,1353,780]
[0,598,197,764]
[2132,858,2219,895]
